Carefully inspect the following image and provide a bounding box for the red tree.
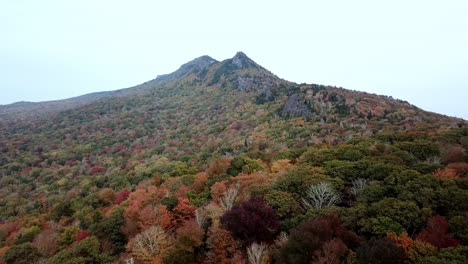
[278,214,360,264]
[210,181,228,203]
[192,172,209,192]
[447,162,468,178]
[114,188,130,204]
[357,237,406,264]
[172,198,196,228]
[175,220,204,252]
[416,215,459,248]
[204,227,242,264]
[220,197,280,245]
[124,200,174,231]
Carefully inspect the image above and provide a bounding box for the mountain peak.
[156,55,218,82]
[187,55,218,69]
[230,51,258,69]
[233,51,248,59]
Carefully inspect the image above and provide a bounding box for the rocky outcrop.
[231,52,259,69]
[281,94,312,118]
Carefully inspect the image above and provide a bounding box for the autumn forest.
[0,53,467,264]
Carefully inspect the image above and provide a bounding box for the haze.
[1,0,467,119]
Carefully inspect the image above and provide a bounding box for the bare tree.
[349,178,369,197]
[302,182,340,210]
[195,207,208,228]
[128,225,172,263]
[247,242,268,264]
[221,184,239,211]
[279,232,288,243]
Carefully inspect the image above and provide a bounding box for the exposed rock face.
[231,51,258,69]
[281,94,312,118]
[236,76,253,90]
[207,52,284,91]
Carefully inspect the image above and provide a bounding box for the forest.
[0,53,467,263]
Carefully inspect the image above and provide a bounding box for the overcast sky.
[1,0,467,119]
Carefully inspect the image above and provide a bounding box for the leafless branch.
[302,182,340,209]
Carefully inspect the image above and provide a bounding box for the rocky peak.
[230,51,259,69]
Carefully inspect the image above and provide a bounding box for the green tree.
[323,160,364,181]
[50,201,73,221]
[4,244,41,264]
[227,156,263,176]
[264,190,302,219]
[415,246,468,264]
[163,249,195,264]
[14,225,41,245]
[98,207,126,254]
[47,236,112,264]
[57,226,80,250]
[396,140,440,161]
[273,166,338,199]
[353,198,425,236]
[449,215,468,244]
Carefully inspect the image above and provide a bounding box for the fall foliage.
[0,53,467,263]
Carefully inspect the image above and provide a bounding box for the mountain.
[0,52,467,263]
[1,52,464,144]
[0,52,275,120]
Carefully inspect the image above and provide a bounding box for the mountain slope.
[0,51,465,205]
[0,52,467,263]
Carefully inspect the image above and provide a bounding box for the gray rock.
[281,94,312,118]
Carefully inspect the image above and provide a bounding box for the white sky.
[1,0,467,119]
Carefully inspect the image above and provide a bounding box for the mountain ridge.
[0,52,465,124]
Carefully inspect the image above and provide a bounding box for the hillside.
[0,53,467,264]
